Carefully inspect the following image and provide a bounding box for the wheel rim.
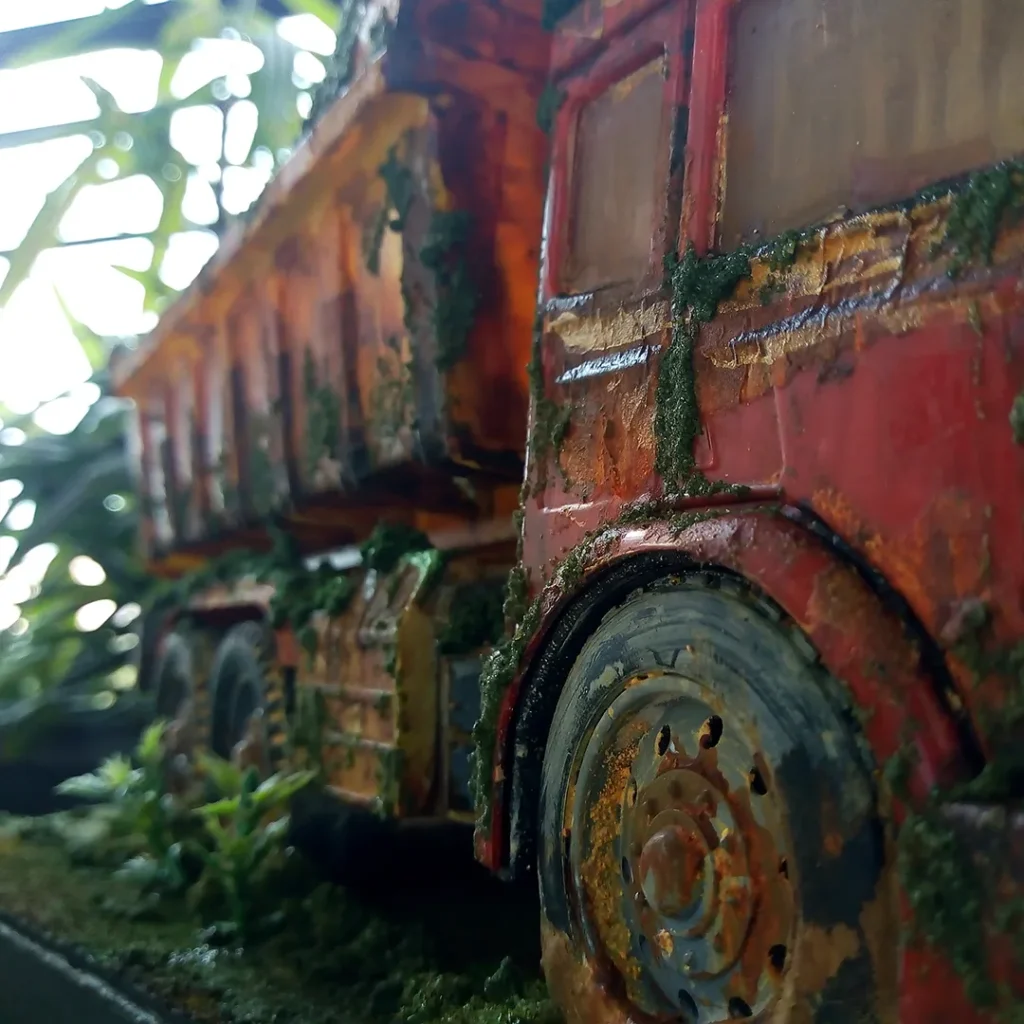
[570,671,796,1021]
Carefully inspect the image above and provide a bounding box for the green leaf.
[251,770,315,807]
[280,0,341,27]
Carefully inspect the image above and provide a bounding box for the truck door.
[530,0,695,560]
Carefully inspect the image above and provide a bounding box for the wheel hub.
[570,669,795,1021]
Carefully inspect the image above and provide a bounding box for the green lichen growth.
[1010,392,1024,445]
[527,324,572,493]
[437,583,506,657]
[291,684,328,776]
[898,806,996,1007]
[502,564,529,629]
[536,84,564,136]
[420,211,479,372]
[653,232,804,494]
[372,337,415,448]
[363,208,389,276]
[246,412,282,517]
[360,522,432,575]
[306,0,365,126]
[380,145,415,233]
[303,350,342,486]
[935,159,1024,279]
[376,747,404,818]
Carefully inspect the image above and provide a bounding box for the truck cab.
[477,0,1024,1022]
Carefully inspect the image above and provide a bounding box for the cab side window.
[562,57,672,295]
[721,0,1024,248]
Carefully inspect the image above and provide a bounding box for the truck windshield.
[721,0,1024,248]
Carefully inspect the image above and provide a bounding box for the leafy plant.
[192,767,315,941]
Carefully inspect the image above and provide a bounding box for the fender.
[475,503,982,877]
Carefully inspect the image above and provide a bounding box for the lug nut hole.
[621,857,632,882]
[656,725,672,756]
[779,856,788,878]
[749,765,768,795]
[728,997,753,1018]
[769,943,787,972]
[678,990,699,1021]
[699,715,724,749]
[627,778,638,806]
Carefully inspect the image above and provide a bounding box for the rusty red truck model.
[112,0,1024,1020]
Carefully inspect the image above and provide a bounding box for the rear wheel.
[537,571,896,1024]
[153,631,194,721]
[210,621,282,767]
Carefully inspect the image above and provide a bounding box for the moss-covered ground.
[0,815,561,1024]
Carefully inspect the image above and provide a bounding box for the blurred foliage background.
[0,0,342,732]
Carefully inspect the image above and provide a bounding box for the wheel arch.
[480,503,983,881]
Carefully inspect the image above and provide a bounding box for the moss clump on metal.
[371,337,415,447]
[360,522,432,575]
[303,350,342,485]
[437,582,506,657]
[306,0,365,126]
[420,210,479,372]
[1010,392,1024,445]
[376,746,404,818]
[898,805,996,1007]
[536,84,564,135]
[527,322,572,494]
[933,159,1024,279]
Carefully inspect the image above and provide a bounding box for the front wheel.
[537,571,897,1024]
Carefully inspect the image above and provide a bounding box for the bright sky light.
[0,3,337,633]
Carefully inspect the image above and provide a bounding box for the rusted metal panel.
[113,0,548,566]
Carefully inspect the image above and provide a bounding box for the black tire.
[152,631,194,721]
[537,571,895,1024]
[210,621,274,760]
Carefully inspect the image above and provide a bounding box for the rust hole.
[699,715,723,749]
[768,943,787,972]
[749,765,768,795]
[678,990,699,1021]
[728,997,753,1018]
[779,856,788,878]
[627,778,638,807]
[621,856,632,882]
[656,724,672,756]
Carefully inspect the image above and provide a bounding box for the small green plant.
[192,767,315,942]
[55,722,196,876]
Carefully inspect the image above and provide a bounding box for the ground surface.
[0,818,562,1024]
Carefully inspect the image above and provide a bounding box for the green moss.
[376,747,404,818]
[898,806,996,1006]
[303,349,343,484]
[438,583,506,657]
[0,839,562,1024]
[380,145,416,233]
[364,208,389,276]
[1010,393,1024,445]
[527,325,572,494]
[306,0,363,126]
[934,159,1024,279]
[290,685,328,776]
[654,232,804,494]
[536,84,564,136]
[372,338,415,447]
[420,211,479,372]
[502,564,529,629]
[361,522,433,575]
